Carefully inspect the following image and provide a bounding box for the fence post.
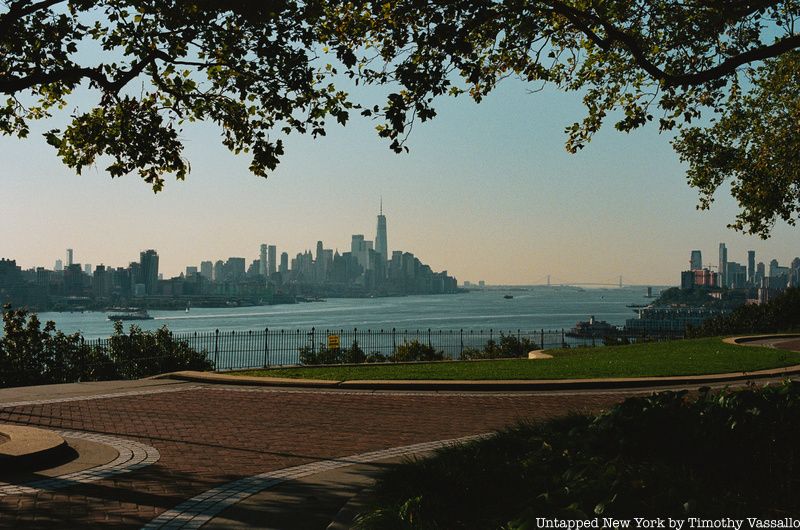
[264,328,269,368]
[460,329,464,357]
[490,328,493,343]
[311,327,316,353]
[392,327,396,353]
[540,329,544,349]
[214,329,219,371]
[428,328,432,348]
[561,328,565,347]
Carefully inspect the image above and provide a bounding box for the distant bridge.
[532,275,626,288]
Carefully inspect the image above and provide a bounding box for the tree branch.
[0,0,66,34]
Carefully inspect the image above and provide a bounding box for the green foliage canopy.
[2,0,799,235]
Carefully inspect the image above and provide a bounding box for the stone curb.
[0,425,69,471]
[160,364,800,392]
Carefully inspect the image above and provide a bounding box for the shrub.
[355,382,800,529]
[299,340,367,365]
[461,334,539,360]
[689,287,800,337]
[0,306,213,388]
[107,322,213,378]
[389,340,445,362]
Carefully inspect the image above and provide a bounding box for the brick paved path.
[0,384,630,529]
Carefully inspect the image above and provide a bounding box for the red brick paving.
[0,386,627,528]
[776,339,800,352]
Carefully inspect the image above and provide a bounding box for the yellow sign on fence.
[327,335,340,349]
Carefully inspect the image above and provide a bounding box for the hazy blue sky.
[2,77,799,285]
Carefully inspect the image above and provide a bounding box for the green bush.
[356,382,800,529]
[461,334,539,360]
[107,321,213,378]
[299,340,367,365]
[0,306,213,388]
[689,287,800,337]
[389,340,445,362]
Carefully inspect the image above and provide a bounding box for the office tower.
[268,245,277,276]
[84,264,92,275]
[66,248,73,267]
[213,260,224,282]
[375,200,388,266]
[279,252,289,273]
[259,244,268,276]
[225,257,246,280]
[54,259,63,272]
[718,243,727,287]
[747,250,756,285]
[186,266,198,277]
[200,261,213,279]
[756,262,765,285]
[769,259,779,278]
[689,250,702,270]
[351,234,365,254]
[139,249,159,295]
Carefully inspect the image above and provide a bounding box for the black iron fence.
[120,327,680,372]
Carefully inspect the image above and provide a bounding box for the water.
[34,286,661,339]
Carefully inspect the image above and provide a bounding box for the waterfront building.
[375,201,388,269]
[681,268,719,290]
[689,250,702,270]
[139,249,159,295]
[268,245,277,277]
[200,261,213,279]
[224,257,246,281]
[719,243,727,287]
[259,244,268,276]
[769,259,780,278]
[213,260,224,282]
[725,262,747,289]
[625,306,729,336]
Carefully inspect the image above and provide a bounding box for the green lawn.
[234,338,800,380]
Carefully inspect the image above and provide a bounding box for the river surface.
[36,286,664,339]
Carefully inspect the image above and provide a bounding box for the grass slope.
[236,338,800,380]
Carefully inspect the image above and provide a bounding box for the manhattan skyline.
[2,79,799,284]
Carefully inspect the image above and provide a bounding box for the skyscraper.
[54,259,63,272]
[139,249,159,295]
[747,250,756,285]
[268,245,277,276]
[719,243,727,287]
[259,244,268,276]
[689,250,702,270]
[200,261,213,279]
[66,248,73,267]
[279,252,289,273]
[375,199,388,267]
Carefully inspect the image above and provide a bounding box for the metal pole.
[214,329,219,371]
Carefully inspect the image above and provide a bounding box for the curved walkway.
[0,336,797,528]
[0,430,160,497]
[143,434,485,529]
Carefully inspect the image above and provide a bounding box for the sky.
[2,75,799,286]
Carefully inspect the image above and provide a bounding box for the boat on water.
[566,315,619,338]
[107,309,153,321]
[504,295,514,299]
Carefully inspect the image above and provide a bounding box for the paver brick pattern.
[0,385,626,528]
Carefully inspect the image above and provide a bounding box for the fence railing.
[138,327,681,372]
